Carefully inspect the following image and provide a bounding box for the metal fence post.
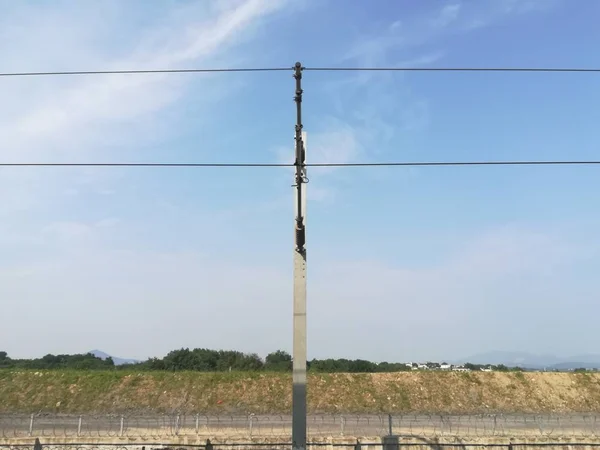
[388,414,393,436]
[120,415,124,437]
[77,416,82,437]
[28,414,34,437]
[175,415,180,436]
[206,439,213,450]
[382,435,399,450]
[249,414,254,437]
[341,416,346,436]
[195,414,200,434]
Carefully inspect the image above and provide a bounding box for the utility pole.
[292,61,307,450]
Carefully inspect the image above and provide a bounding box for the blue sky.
[1,0,600,363]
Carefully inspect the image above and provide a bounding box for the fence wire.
[6,443,600,450]
[1,414,600,439]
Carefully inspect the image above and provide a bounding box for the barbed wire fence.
[2,415,600,440]
[5,444,600,450]
[7,444,600,450]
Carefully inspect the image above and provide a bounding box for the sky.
[1,0,600,363]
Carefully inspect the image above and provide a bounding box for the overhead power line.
[2,160,600,168]
[1,66,600,77]
[308,160,600,167]
[305,67,600,73]
[0,67,292,77]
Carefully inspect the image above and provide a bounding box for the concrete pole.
[292,61,307,450]
[292,247,307,449]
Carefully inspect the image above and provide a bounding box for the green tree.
[144,357,166,370]
[348,359,377,373]
[387,363,410,372]
[191,348,220,370]
[266,350,291,364]
[162,348,198,371]
[464,362,483,371]
[0,351,11,368]
[309,358,349,372]
[265,350,292,372]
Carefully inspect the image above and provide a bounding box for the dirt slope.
[1,370,600,414]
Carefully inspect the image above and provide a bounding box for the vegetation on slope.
[2,370,600,415]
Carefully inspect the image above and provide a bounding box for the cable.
[308,160,600,167]
[1,67,599,77]
[0,162,288,167]
[0,67,292,77]
[305,67,600,73]
[2,160,600,168]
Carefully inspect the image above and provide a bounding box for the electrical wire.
[0,67,292,77]
[2,161,600,168]
[1,67,600,77]
[304,67,600,73]
[307,160,600,167]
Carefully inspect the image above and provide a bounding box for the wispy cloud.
[309,224,597,360]
[0,0,289,216]
[0,0,582,363]
[2,221,593,360]
[2,0,287,158]
[344,0,559,68]
[500,0,561,15]
[311,0,561,201]
[464,0,561,30]
[430,3,462,29]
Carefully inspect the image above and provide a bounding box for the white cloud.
[464,0,561,31]
[309,121,362,167]
[95,218,120,228]
[431,3,462,29]
[271,118,362,203]
[42,221,94,240]
[313,0,560,204]
[3,0,287,156]
[309,225,597,360]
[500,0,560,14]
[342,0,559,68]
[0,2,299,361]
[1,223,595,361]
[0,0,581,363]
[0,0,289,218]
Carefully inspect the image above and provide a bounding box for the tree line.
[0,349,411,372]
[0,349,522,373]
[0,351,115,370]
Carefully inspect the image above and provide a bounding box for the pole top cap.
[295,62,302,69]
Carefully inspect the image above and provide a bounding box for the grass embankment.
[1,370,600,414]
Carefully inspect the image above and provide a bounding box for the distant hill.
[89,350,139,366]
[548,361,600,371]
[459,351,600,370]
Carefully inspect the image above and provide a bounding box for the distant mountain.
[89,350,139,366]
[549,361,600,370]
[457,351,600,370]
